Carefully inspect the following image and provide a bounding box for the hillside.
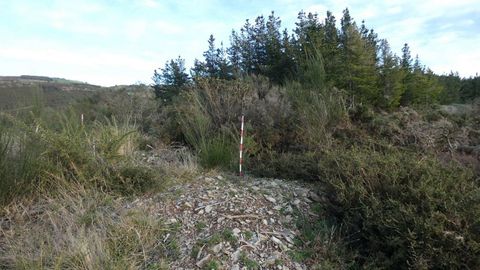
[1,6,480,269]
[0,76,103,111]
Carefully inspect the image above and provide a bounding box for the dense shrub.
[248,151,321,181]
[319,145,480,268]
[175,76,295,168]
[110,164,161,195]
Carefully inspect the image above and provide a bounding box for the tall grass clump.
[0,109,159,204]
[319,144,480,268]
[287,48,346,148]
[176,76,292,170]
[176,82,236,169]
[286,81,346,148]
[0,121,47,203]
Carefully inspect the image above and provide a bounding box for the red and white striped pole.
[239,114,244,177]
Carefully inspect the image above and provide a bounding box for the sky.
[0,0,479,86]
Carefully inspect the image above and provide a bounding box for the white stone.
[211,243,223,254]
[264,195,276,203]
[196,254,211,268]
[231,249,241,262]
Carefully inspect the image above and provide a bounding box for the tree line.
[153,8,479,108]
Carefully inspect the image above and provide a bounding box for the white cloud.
[1,0,478,85]
[124,20,149,40]
[154,20,184,35]
[141,0,160,8]
[0,39,162,85]
[386,6,402,15]
[305,4,328,15]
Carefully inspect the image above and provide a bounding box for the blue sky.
[0,0,479,86]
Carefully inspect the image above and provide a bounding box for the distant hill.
[0,75,105,111]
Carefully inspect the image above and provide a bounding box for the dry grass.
[0,134,198,269]
[0,182,179,270]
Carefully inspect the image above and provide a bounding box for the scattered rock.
[211,242,223,254]
[131,173,318,269]
[265,251,282,266]
[264,195,276,203]
[231,249,241,262]
[308,191,322,202]
[294,262,305,270]
[196,254,211,268]
[271,236,288,251]
[166,218,177,224]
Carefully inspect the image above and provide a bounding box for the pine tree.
[377,39,405,108]
[438,72,461,104]
[460,75,480,102]
[338,9,379,104]
[322,11,341,86]
[227,12,293,83]
[264,11,284,83]
[401,43,412,71]
[228,30,242,74]
[400,43,414,105]
[192,35,233,80]
[152,56,190,102]
[402,56,443,105]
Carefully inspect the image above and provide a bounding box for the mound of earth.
[126,174,324,269]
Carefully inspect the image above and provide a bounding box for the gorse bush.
[319,145,480,268]
[248,151,322,181]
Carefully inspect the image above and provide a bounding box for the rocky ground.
[125,173,324,269]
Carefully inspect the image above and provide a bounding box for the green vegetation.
[239,251,260,270]
[1,7,479,270]
[153,10,479,109]
[203,259,219,270]
[0,84,198,268]
[320,146,480,268]
[149,7,480,269]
